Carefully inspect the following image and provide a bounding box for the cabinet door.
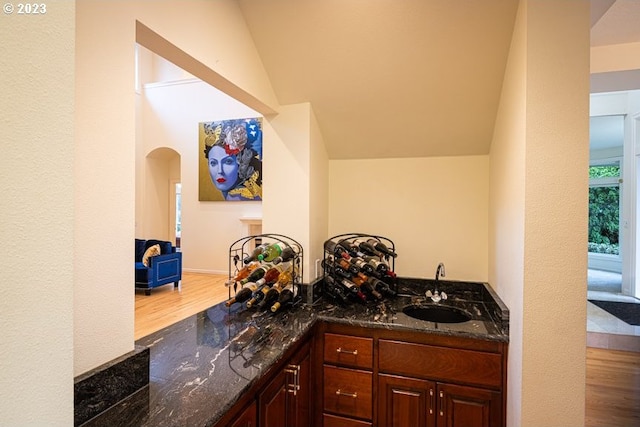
[289,340,311,427]
[378,374,436,427]
[437,383,502,427]
[229,400,257,427]
[258,340,312,427]
[259,369,289,427]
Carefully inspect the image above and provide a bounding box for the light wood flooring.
[586,347,640,427]
[134,272,229,340]
[135,272,640,426]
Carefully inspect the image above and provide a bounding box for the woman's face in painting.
[208,145,239,193]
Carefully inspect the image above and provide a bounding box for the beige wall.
[490,1,589,426]
[489,3,527,425]
[140,79,262,273]
[1,3,75,424]
[591,41,640,74]
[75,0,280,375]
[328,156,489,281]
[266,103,323,282]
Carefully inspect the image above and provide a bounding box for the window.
[588,160,621,255]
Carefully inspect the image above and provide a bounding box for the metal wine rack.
[322,233,398,304]
[226,234,304,377]
[227,233,304,311]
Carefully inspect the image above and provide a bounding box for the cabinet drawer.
[323,365,373,420]
[323,413,372,427]
[379,339,502,389]
[324,333,373,369]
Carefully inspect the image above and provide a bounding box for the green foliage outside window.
[588,164,619,255]
[589,165,620,178]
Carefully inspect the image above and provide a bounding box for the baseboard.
[183,267,227,275]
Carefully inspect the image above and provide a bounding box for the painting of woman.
[199,118,263,201]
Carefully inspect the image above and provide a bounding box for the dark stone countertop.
[132,278,508,427]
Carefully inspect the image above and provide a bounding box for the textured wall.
[329,155,490,282]
[490,1,590,426]
[0,3,75,424]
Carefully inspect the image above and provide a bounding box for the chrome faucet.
[426,262,447,302]
[435,262,446,281]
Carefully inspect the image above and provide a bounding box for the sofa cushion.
[142,244,160,267]
[145,239,172,255]
[135,239,147,262]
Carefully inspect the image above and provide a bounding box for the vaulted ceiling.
[236,0,640,159]
[237,0,518,159]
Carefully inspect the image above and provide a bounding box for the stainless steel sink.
[402,304,472,323]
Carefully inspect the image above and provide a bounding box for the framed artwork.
[199,117,263,201]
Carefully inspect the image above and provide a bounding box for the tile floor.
[587,269,640,352]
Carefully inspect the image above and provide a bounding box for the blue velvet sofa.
[135,239,182,295]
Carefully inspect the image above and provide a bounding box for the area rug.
[588,300,640,326]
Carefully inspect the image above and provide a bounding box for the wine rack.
[227,233,304,313]
[225,234,304,377]
[322,233,398,305]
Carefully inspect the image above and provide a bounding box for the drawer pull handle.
[429,388,434,415]
[336,347,358,355]
[335,389,358,398]
[439,390,444,416]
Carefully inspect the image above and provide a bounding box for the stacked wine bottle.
[226,235,303,314]
[322,234,398,305]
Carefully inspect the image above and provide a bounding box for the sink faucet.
[435,262,446,281]
[426,262,447,303]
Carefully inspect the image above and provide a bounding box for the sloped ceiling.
[237,0,640,160]
[237,0,519,159]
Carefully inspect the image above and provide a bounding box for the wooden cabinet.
[378,374,501,427]
[229,400,256,427]
[437,383,501,427]
[378,374,435,427]
[316,324,507,427]
[259,339,311,427]
[321,332,374,426]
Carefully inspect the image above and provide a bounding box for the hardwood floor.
[134,272,229,340]
[135,273,640,425]
[585,347,640,427]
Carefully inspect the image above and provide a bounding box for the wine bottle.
[334,257,360,275]
[324,275,351,305]
[225,260,261,286]
[273,246,295,264]
[364,256,391,276]
[348,256,378,277]
[256,283,284,310]
[324,240,351,260]
[366,238,398,258]
[338,240,367,258]
[274,263,294,287]
[369,276,397,297]
[245,283,273,308]
[351,275,383,300]
[321,258,351,279]
[354,239,384,258]
[336,277,367,304]
[271,285,298,312]
[225,282,259,307]
[258,242,285,262]
[238,264,271,286]
[243,243,269,264]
